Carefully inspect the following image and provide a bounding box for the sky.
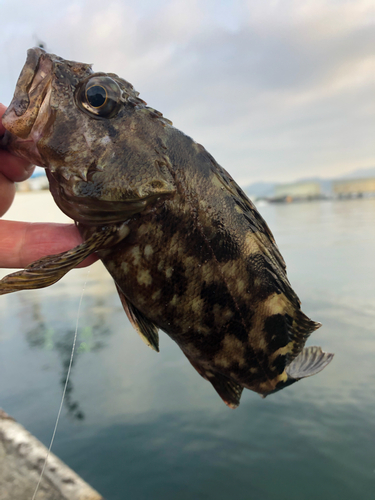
[1,0,374,186]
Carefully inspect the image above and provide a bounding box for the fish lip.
[2,47,53,141]
[6,48,45,117]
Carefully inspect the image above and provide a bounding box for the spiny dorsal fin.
[286,346,334,380]
[212,164,287,274]
[115,284,159,352]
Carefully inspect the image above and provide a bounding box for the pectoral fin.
[0,225,127,295]
[115,284,159,352]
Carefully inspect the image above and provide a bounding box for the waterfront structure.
[333,178,375,197]
[0,409,104,500]
[273,181,321,202]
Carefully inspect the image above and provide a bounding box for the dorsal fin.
[288,309,322,361]
[115,284,159,352]
[286,346,334,380]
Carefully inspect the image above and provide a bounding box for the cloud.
[1,0,374,184]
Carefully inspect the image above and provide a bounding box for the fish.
[0,48,333,408]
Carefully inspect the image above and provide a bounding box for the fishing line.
[31,269,90,500]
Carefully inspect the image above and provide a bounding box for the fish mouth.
[1,47,53,164]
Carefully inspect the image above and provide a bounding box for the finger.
[0,149,35,182]
[0,102,7,135]
[0,173,16,217]
[0,103,34,182]
[0,221,98,269]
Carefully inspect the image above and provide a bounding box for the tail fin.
[286,346,334,380]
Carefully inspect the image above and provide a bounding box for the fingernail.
[26,164,36,173]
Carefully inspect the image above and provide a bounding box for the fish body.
[0,48,333,407]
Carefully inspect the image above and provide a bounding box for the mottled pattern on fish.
[95,132,321,400]
[0,48,333,408]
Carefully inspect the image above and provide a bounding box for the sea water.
[0,194,374,500]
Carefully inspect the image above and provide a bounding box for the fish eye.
[78,76,122,118]
[86,85,107,108]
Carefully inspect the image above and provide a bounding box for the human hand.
[0,103,97,269]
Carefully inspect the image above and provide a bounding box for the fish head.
[2,47,175,225]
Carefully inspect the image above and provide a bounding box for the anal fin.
[206,371,244,409]
[115,284,159,352]
[185,354,243,409]
[286,346,334,380]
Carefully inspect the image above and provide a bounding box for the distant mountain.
[243,181,276,198]
[340,166,375,179]
[244,166,375,198]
